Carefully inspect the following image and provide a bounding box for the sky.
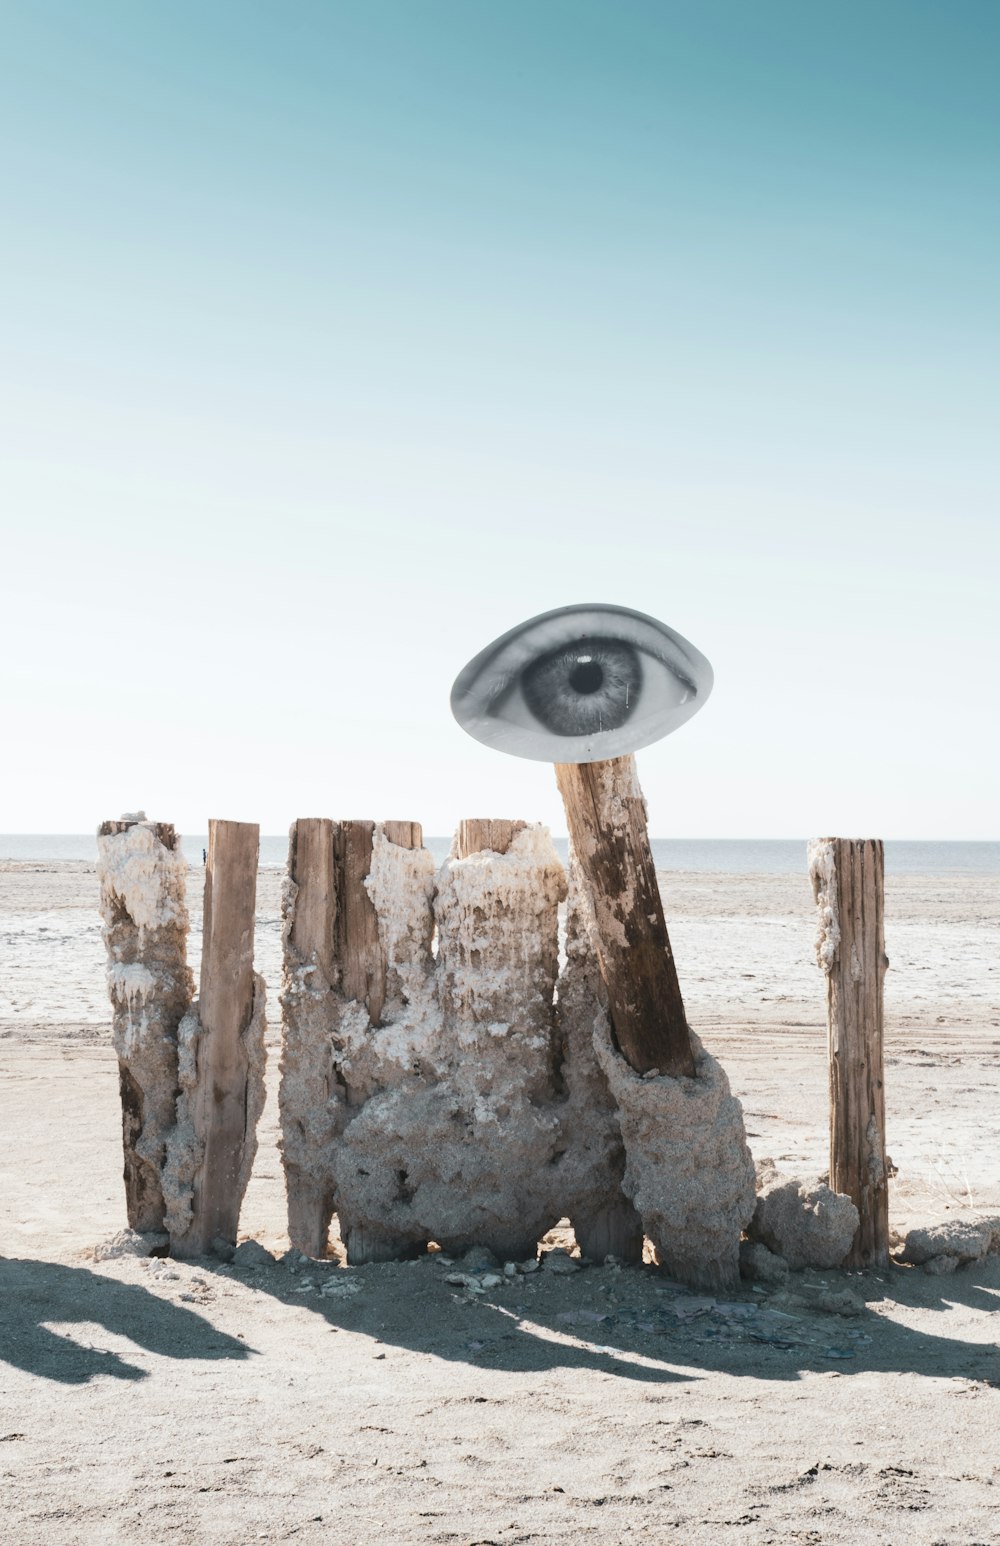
[1,1,997,839]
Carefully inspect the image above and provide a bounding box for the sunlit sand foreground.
[2,859,999,1544]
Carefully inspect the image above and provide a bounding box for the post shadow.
[0,1258,255,1385]
[196,1251,1000,1389]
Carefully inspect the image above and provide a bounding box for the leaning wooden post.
[809,837,890,1269]
[171,819,264,1257]
[554,755,695,1078]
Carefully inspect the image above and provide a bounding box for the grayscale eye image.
[451,603,714,762]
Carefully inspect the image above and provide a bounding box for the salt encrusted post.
[456,819,526,860]
[97,816,193,1233]
[279,817,339,1257]
[335,819,427,1265]
[170,820,266,1258]
[554,755,695,1078]
[555,759,755,1288]
[809,837,890,1269]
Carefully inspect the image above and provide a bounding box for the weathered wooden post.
[280,816,338,1257]
[554,756,694,1077]
[809,837,890,1268]
[170,819,266,1258]
[97,815,193,1233]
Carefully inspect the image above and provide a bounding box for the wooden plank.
[455,819,526,859]
[554,756,695,1078]
[183,819,260,1255]
[811,836,890,1268]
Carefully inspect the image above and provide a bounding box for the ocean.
[2,834,998,876]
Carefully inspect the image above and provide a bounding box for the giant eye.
[450,603,713,763]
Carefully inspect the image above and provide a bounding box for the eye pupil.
[569,659,604,694]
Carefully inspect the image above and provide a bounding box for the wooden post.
[455,818,526,859]
[282,817,338,1257]
[334,820,427,1266]
[335,821,386,1024]
[97,817,191,1233]
[180,819,261,1256]
[810,837,890,1269]
[289,817,337,986]
[554,756,695,1078]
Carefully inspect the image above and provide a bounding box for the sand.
[2,857,1000,1544]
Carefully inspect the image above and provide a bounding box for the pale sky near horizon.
[2,1,997,839]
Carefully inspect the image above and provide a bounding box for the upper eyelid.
[481,617,695,704]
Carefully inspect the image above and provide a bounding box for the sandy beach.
[2,855,999,1544]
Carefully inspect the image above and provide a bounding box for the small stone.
[280,1248,307,1268]
[542,1249,579,1275]
[232,1240,275,1270]
[479,1273,503,1289]
[319,1277,361,1298]
[899,1219,995,1266]
[503,1262,518,1278]
[803,1286,866,1317]
[458,1247,499,1273]
[93,1229,168,1262]
[520,1258,539,1274]
[924,1254,961,1276]
[211,1237,236,1263]
[747,1172,859,1271]
[739,1240,789,1286]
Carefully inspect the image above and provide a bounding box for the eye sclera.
[450,602,714,765]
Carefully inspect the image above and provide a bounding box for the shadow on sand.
[0,1257,255,1385]
[195,1248,1000,1390]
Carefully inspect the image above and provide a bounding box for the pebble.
[542,1249,579,1275]
[232,1240,276,1270]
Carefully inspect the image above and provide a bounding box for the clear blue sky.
[2,1,997,837]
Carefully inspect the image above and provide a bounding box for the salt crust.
[808,838,840,974]
[281,823,636,1260]
[97,821,189,941]
[594,1024,756,1292]
[748,1166,860,1271]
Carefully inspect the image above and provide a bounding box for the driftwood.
[810,837,890,1269]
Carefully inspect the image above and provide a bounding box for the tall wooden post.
[554,755,695,1078]
[97,817,192,1233]
[809,837,890,1269]
[177,819,261,1256]
[282,817,338,1257]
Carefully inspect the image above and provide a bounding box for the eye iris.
[521,637,641,737]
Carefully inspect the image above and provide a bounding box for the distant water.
[2,834,999,876]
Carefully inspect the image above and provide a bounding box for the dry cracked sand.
[2,858,1000,1544]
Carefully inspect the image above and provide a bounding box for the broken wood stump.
[809,837,890,1269]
